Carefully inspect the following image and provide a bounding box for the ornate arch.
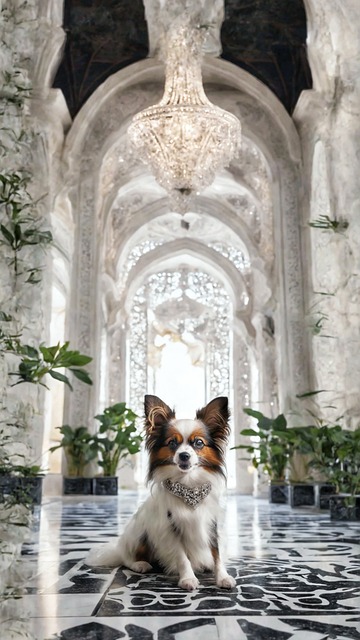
[60,55,308,462]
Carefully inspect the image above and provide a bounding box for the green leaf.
[18,344,39,358]
[55,349,93,368]
[26,270,42,284]
[23,229,53,244]
[257,416,274,431]
[49,369,73,390]
[39,345,56,363]
[0,224,14,245]
[273,414,287,430]
[243,408,264,420]
[14,223,22,242]
[57,424,74,438]
[125,409,138,421]
[71,368,93,385]
[110,402,127,414]
[296,390,329,398]
[18,359,40,378]
[239,428,259,437]
[42,344,60,359]
[66,353,92,366]
[0,311,12,321]
[270,444,286,455]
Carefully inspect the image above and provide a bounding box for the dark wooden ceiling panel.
[53,0,149,118]
[221,0,312,113]
[53,0,311,118]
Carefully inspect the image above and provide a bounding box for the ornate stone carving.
[127,269,233,421]
[63,52,311,473]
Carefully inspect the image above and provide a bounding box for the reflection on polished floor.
[20,492,360,639]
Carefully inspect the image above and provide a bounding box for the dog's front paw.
[178,576,199,591]
[216,573,236,589]
[131,561,153,573]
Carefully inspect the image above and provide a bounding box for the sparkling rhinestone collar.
[163,478,212,508]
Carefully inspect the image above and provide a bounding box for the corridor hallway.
[21,492,360,640]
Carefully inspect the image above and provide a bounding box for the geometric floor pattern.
[19,492,360,639]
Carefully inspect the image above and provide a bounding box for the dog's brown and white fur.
[86,395,236,591]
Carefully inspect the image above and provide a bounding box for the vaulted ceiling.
[53,0,312,118]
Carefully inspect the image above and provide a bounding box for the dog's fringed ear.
[196,397,230,443]
[144,395,175,433]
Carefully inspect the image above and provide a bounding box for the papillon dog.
[86,394,236,591]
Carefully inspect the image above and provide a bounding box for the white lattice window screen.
[127,268,245,485]
[208,241,251,273]
[127,287,148,419]
[118,232,250,309]
[129,269,231,410]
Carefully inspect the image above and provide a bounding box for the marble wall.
[295,0,360,424]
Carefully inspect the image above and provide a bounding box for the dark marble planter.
[289,483,315,508]
[269,482,289,504]
[63,477,93,495]
[329,494,360,521]
[93,476,118,495]
[314,483,336,509]
[62,476,119,495]
[0,475,43,506]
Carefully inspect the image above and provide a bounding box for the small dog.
[86,394,236,591]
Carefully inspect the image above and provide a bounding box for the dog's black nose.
[179,452,190,462]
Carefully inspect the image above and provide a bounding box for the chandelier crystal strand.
[127,18,241,207]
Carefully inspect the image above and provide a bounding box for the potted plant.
[291,424,339,509]
[294,423,360,517]
[285,425,319,508]
[0,338,93,500]
[0,459,44,507]
[233,408,294,503]
[49,425,98,495]
[327,427,360,520]
[93,402,142,495]
[0,410,46,508]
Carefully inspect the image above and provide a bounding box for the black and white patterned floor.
[18,492,360,639]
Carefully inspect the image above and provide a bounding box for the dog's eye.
[193,438,204,449]
[167,439,178,451]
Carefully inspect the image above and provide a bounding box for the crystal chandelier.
[128,18,241,204]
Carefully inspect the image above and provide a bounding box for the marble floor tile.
[23,593,101,617]
[5,492,359,640]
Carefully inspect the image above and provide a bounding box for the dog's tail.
[85,541,124,567]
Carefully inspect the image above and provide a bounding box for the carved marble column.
[295,0,360,423]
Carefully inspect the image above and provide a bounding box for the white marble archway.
[55,52,309,494]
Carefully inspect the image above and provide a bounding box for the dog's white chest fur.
[126,484,222,573]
